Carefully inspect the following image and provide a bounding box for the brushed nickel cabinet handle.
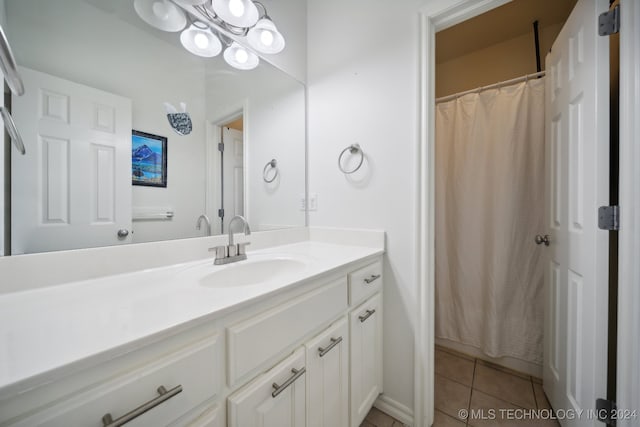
[363,274,381,284]
[359,309,376,323]
[318,336,343,357]
[102,384,182,427]
[272,367,306,398]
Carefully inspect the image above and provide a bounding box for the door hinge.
[218,142,224,152]
[218,208,224,218]
[599,4,620,36]
[596,398,617,426]
[598,205,620,230]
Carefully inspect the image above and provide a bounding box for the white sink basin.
[199,257,309,288]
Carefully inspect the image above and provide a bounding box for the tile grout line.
[530,376,540,409]
[466,358,478,427]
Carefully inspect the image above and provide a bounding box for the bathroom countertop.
[0,240,383,395]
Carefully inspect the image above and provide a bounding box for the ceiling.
[436,0,578,64]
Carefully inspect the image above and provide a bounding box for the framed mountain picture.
[132,130,167,188]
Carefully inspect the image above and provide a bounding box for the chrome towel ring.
[263,159,278,183]
[338,144,364,174]
[0,24,24,96]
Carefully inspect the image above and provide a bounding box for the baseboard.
[374,394,414,426]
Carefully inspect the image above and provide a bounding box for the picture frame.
[132,130,167,188]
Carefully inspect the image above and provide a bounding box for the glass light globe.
[235,48,249,64]
[223,42,259,70]
[260,29,274,46]
[194,32,209,49]
[246,18,285,54]
[210,0,258,28]
[152,0,169,20]
[228,0,245,17]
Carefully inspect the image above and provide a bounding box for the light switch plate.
[308,193,318,211]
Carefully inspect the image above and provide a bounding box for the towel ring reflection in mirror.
[263,159,278,183]
[0,24,24,96]
[338,144,364,174]
[0,106,25,155]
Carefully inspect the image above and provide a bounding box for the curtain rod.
[435,70,546,104]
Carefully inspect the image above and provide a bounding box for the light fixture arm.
[192,3,249,36]
[253,2,270,20]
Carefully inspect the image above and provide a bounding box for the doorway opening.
[428,0,617,425]
[218,114,244,235]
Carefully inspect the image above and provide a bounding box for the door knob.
[535,234,550,246]
[117,229,129,238]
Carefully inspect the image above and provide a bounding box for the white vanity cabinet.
[1,250,385,427]
[1,332,222,427]
[171,404,223,427]
[349,293,383,427]
[305,318,349,427]
[227,348,306,427]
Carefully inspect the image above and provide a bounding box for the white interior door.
[221,126,243,232]
[543,0,610,424]
[11,67,132,254]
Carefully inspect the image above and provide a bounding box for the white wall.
[6,0,208,244]
[307,0,425,414]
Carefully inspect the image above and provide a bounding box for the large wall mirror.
[3,0,306,255]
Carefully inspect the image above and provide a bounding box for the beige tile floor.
[361,407,406,427]
[434,346,561,427]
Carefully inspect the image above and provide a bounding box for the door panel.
[543,0,610,425]
[305,318,349,427]
[11,67,132,254]
[221,126,243,232]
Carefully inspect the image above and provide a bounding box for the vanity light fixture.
[210,0,259,28]
[223,42,259,70]
[134,0,285,70]
[134,0,187,32]
[180,22,222,57]
[246,15,285,54]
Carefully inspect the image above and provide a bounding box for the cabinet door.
[228,348,306,427]
[305,318,349,427]
[350,293,383,427]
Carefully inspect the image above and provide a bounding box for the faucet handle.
[237,242,251,255]
[209,245,227,259]
[227,244,238,257]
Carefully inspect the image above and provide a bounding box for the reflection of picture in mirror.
[132,130,168,188]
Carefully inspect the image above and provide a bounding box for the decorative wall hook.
[164,101,193,136]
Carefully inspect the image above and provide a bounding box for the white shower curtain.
[435,78,545,364]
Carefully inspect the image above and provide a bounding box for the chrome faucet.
[210,215,251,265]
[196,214,212,236]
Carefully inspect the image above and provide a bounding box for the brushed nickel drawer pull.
[318,336,343,357]
[272,367,306,398]
[359,309,376,323]
[102,384,183,426]
[363,274,381,284]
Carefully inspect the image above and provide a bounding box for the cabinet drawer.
[11,334,221,427]
[228,348,306,427]
[227,278,347,386]
[348,260,382,306]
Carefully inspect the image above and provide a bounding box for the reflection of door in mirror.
[220,118,244,234]
[11,67,133,254]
